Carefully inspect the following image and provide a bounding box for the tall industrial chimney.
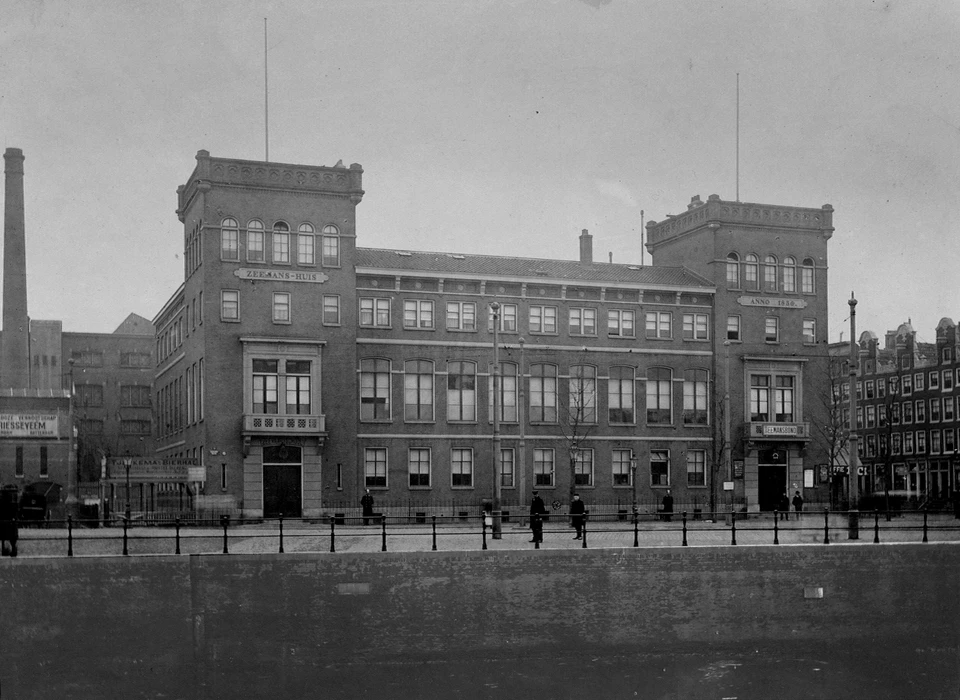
[2,148,30,390]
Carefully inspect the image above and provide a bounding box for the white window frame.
[682,313,709,341]
[607,309,635,338]
[446,301,477,331]
[272,292,291,324]
[364,447,387,488]
[404,299,434,329]
[322,295,341,325]
[529,305,558,334]
[221,289,240,321]
[359,297,391,328]
[451,448,474,488]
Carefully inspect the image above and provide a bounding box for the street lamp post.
[630,453,638,514]
[490,302,502,539]
[123,454,133,521]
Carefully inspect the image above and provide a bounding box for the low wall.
[2,544,958,697]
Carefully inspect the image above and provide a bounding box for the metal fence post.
[432,515,437,551]
[681,511,688,547]
[632,511,639,548]
[122,515,129,556]
[482,516,488,550]
[221,515,229,554]
[581,514,587,549]
[922,509,928,543]
[730,510,737,546]
[329,515,336,553]
[381,514,387,552]
[823,509,830,545]
[773,514,779,545]
[67,515,73,557]
[278,513,284,554]
[873,510,880,544]
[175,517,181,555]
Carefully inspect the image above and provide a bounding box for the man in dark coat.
[529,490,547,544]
[779,491,790,520]
[570,493,586,539]
[360,489,375,526]
[661,490,674,522]
[792,490,804,519]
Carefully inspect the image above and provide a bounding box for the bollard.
[632,511,639,548]
[122,515,129,556]
[329,515,336,553]
[220,514,230,554]
[67,515,74,557]
[175,517,181,555]
[381,514,387,552]
[773,514,779,545]
[847,509,860,541]
[922,510,928,543]
[581,515,587,549]
[432,515,437,551]
[482,517,488,550]
[682,511,688,547]
[823,509,830,545]
[730,510,737,546]
[533,512,541,549]
[278,513,284,554]
[873,510,880,544]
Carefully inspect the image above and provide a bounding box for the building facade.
[159,152,835,519]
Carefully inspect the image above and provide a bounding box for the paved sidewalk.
[10,512,960,557]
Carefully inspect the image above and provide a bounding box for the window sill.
[403,326,436,331]
[221,318,241,323]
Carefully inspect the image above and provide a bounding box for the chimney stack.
[579,228,593,264]
[2,148,30,390]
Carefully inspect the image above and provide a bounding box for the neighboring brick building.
[158,151,835,519]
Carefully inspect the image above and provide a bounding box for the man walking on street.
[570,493,586,539]
[792,490,804,520]
[529,490,546,544]
[360,489,375,526]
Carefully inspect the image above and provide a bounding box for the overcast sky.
[2,0,959,342]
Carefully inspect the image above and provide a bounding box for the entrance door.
[262,445,303,518]
[757,447,788,511]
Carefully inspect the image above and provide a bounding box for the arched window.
[488,362,518,422]
[801,257,815,294]
[608,366,635,424]
[530,364,558,423]
[744,254,759,290]
[360,358,391,420]
[220,218,239,261]
[781,256,796,293]
[726,253,740,288]
[273,221,290,264]
[763,255,778,291]
[646,367,673,424]
[683,369,709,425]
[246,220,264,262]
[298,223,315,265]
[447,361,477,422]
[403,359,434,421]
[322,224,340,266]
[569,365,597,424]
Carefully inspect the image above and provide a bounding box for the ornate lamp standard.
[630,453,638,515]
[123,453,133,521]
[489,302,503,539]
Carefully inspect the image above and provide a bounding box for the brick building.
[158,151,835,519]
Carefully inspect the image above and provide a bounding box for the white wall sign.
[738,296,807,309]
[0,413,59,438]
[234,268,329,283]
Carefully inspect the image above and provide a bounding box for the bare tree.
[559,357,599,501]
[812,352,851,505]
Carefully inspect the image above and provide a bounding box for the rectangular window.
[930,398,941,423]
[15,446,24,477]
[931,430,942,454]
[607,309,635,338]
[686,450,706,486]
[488,303,518,332]
[645,312,672,339]
[945,396,955,422]
[803,319,816,344]
[612,449,632,486]
[892,434,902,454]
[404,360,434,421]
[865,380,875,400]
[451,448,473,488]
[727,315,741,341]
[76,384,104,407]
[682,313,709,340]
[253,359,279,414]
[533,448,555,486]
[902,375,912,395]
[650,450,669,486]
[915,400,926,422]
[914,372,924,391]
[488,362,518,422]
[273,292,291,323]
[404,300,434,329]
[39,446,48,478]
[221,227,239,260]
[360,358,391,420]
[447,361,477,421]
[904,432,915,454]
[298,234,315,265]
[801,265,814,294]
[446,302,477,331]
[364,448,387,488]
[529,305,558,334]
[321,235,340,266]
[247,229,264,262]
[943,369,954,391]
[945,428,955,453]
[646,368,672,424]
[273,232,290,263]
[608,366,635,424]
[683,369,709,425]
[775,376,794,422]
[902,401,913,424]
[120,385,151,407]
[120,420,151,435]
[500,448,515,488]
[408,448,430,487]
[569,365,597,423]
[322,295,340,325]
[765,317,780,342]
[359,298,391,327]
[866,434,877,457]
[573,449,593,486]
[865,405,876,428]
[120,352,151,368]
[221,290,239,321]
[750,375,770,421]
[569,308,597,336]
[530,364,558,422]
[285,360,311,414]
[80,419,103,434]
[929,371,940,390]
